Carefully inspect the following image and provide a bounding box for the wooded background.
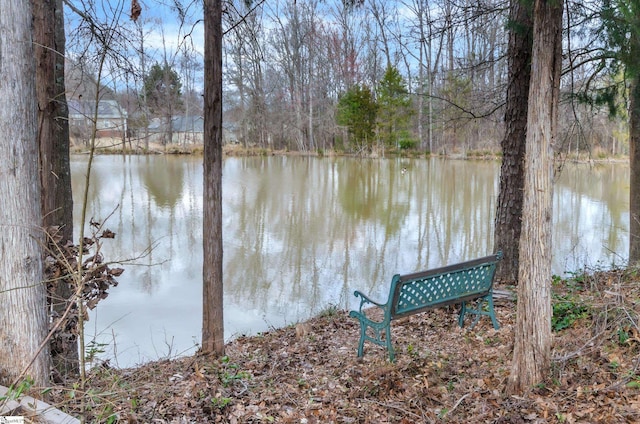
[63,0,626,156]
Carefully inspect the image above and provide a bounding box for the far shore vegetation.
[70,137,630,164]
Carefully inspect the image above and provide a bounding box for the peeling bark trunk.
[507,0,562,395]
[629,74,640,264]
[0,0,50,386]
[32,0,76,378]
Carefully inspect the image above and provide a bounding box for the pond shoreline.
[47,270,640,423]
[69,154,629,370]
[70,138,629,164]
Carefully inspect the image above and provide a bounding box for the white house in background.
[68,99,128,139]
[147,115,204,144]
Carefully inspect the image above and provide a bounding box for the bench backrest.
[388,252,503,319]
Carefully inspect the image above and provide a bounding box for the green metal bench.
[349,252,503,361]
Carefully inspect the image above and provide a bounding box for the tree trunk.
[629,73,640,264]
[507,0,562,395]
[202,0,225,356]
[137,21,151,151]
[369,0,392,69]
[0,0,50,386]
[493,0,533,284]
[32,0,77,378]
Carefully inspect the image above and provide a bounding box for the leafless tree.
[0,0,50,387]
[33,0,77,378]
[225,0,268,147]
[202,0,224,356]
[507,0,563,394]
[494,0,533,284]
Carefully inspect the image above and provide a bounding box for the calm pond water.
[71,155,629,367]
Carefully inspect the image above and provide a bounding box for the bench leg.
[350,311,395,361]
[460,301,483,329]
[487,295,500,330]
[458,296,500,330]
[458,301,467,327]
[385,325,395,362]
[356,323,366,357]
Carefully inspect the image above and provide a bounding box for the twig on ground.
[361,398,423,419]
[442,393,470,418]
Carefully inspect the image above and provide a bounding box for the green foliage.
[626,373,640,388]
[552,294,590,331]
[578,0,640,117]
[407,343,418,358]
[318,303,339,318]
[600,0,640,76]
[211,396,232,410]
[627,379,640,388]
[446,380,455,392]
[337,84,377,150]
[85,339,109,364]
[105,411,118,424]
[439,73,472,143]
[484,336,499,346]
[0,377,33,401]
[218,356,251,387]
[573,83,624,117]
[334,135,346,152]
[376,66,413,148]
[617,327,630,344]
[143,62,183,116]
[397,130,418,150]
[552,272,587,293]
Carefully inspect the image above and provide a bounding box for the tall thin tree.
[493,0,533,283]
[202,0,225,356]
[507,0,563,394]
[631,69,640,265]
[32,0,76,378]
[0,0,50,386]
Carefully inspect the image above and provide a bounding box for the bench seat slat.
[349,251,503,361]
[398,254,501,282]
[393,264,495,316]
[394,290,490,318]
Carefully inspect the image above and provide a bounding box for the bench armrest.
[353,290,387,312]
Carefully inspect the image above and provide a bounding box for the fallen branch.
[442,393,470,418]
[361,398,423,420]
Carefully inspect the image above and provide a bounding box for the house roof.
[68,99,127,119]
[148,115,204,133]
[173,115,204,132]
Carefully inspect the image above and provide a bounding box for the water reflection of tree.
[140,156,185,209]
[72,156,631,349]
[223,157,500,317]
[554,164,629,269]
[134,157,186,293]
[223,161,271,311]
[414,159,497,269]
[338,160,410,233]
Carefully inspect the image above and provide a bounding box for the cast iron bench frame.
[349,252,503,361]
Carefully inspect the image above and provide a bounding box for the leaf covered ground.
[49,269,640,423]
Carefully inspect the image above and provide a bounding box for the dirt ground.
[42,267,640,423]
